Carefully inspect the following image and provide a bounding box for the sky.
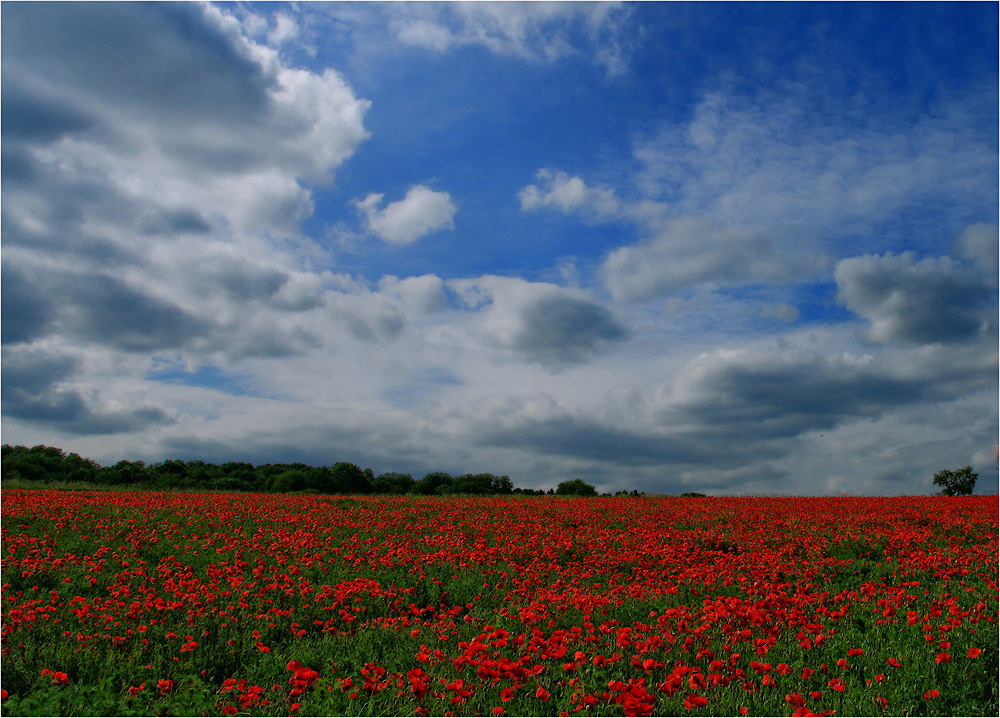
[2,1,997,496]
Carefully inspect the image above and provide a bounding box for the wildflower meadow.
[1,491,996,716]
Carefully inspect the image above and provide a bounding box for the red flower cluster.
[1,491,995,715]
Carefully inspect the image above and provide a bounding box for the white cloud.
[267,13,299,46]
[631,87,996,236]
[355,184,457,245]
[396,19,455,52]
[390,1,631,75]
[601,217,806,301]
[518,168,621,219]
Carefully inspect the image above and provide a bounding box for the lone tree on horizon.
[932,466,978,496]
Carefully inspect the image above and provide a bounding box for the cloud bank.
[2,2,995,497]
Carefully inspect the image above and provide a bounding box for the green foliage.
[413,471,453,495]
[370,472,415,494]
[3,445,606,498]
[555,479,597,496]
[933,466,978,496]
[2,444,100,484]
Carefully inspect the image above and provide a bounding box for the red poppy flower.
[535,687,550,702]
[967,647,982,658]
[924,689,940,701]
[683,694,708,709]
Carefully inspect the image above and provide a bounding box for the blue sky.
[2,1,997,495]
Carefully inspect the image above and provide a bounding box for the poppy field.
[1,491,997,717]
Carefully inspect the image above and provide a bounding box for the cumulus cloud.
[450,276,629,369]
[518,168,621,219]
[0,2,373,432]
[1,1,369,341]
[356,185,457,245]
[835,251,995,345]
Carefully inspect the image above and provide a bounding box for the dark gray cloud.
[1,263,56,344]
[475,414,705,466]
[1,347,174,435]
[343,311,405,342]
[157,412,433,473]
[835,252,995,344]
[2,348,78,397]
[512,295,630,366]
[1,75,98,142]
[60,274,209,353]
[216,264,290,303]
[136,209,212,237]
[447,339,996,493]
[662,352,923,441]
[451,277,631,370]
[1,3,271,126]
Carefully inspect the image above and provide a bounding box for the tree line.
[0,445,610,496]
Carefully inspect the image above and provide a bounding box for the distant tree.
[329,462,372,494]
[933,466,978,496]
[453,473,497,495]
[491,475,514,494]
[1,444,100,484]
[100,459,149,486]
[680,492,707,498]
[371,472,415,494]
[555,480,596,496]
[413,471,453,495]
[271,469,310,493]
[221,461,257,489]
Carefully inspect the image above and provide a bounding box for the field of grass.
[1,491,996,716]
